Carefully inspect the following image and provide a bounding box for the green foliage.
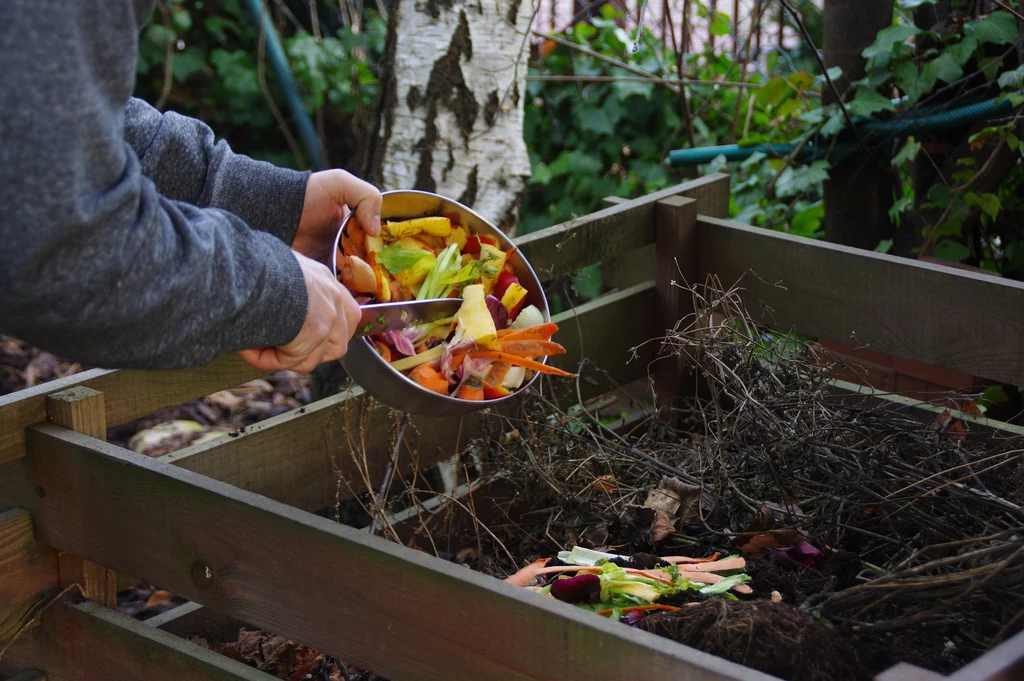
[520,5,687,235]
[134,0,385,170]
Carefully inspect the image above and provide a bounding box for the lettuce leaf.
[376,245,434,275]
[698,573,752,595]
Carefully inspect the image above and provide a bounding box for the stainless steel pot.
[331,190,551,417]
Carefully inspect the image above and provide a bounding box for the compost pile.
[408,277,1023,681]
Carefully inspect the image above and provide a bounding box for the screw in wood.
[190,560,215,589]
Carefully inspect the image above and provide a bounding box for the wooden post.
[654,196,698,419]
[45,387,118,609]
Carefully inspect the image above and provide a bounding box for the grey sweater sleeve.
[0,0,307,370]
[123,97,310,246]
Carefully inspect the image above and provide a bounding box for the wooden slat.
[945,628,1024,681]
[0,426,775,681]
[0,509,59,642]
[45,388,117,609]
[6,672,46,681]
[0,600,276,681]
[516,174,730,279]
[654,196,699,415]
[0,354,265,465]
[158,281,657,512]
[830,379,1024,438]
[697,216,1024,388]
[145,601,251,642]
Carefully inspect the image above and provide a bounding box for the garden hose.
[667,90,1019,168]
[242,0,324,170]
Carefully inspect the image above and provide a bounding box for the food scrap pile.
[505,546,752,622]
[336,213,575,400]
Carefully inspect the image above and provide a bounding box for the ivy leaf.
[145,24,177,46]
[965,192,1001,220]
[529,162,553,185]
[862,24,922,70]
[790,201,824,237]
[998,65,1024,90]
[576,107,614,135]
[900,0,937,7]
[815,66,844,85]
[776,160,831,198]
[933,239,971,263]
[755,77,792,108]
[969,11,1019,46]
[848,87,896,117]
[709,11,732,37]
[875,238,894,253]
[946,36,979,67]
[172,47,206,82]
[930,52,963,85]
[892,138,921,166]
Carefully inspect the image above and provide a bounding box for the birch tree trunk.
[364,0,533,231]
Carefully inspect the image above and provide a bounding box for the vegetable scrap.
[504,546,752,624]
[337,212,576,399]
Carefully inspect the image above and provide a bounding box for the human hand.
[293,169,382,264]
[238,251,361,373]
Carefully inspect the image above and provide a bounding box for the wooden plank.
[830,379,1024,439]
[0,600,277,681]
[516,174,729,280]
[0,509,59,642]
[945,628,1024,681]
[6,672,46,681]
[697,216,1024,388]
[654,196,698,416]
[45,388,117,609]
[145,601,251,642]
[157,282,657,513]
[0,426,776,681]
[0,354,265,465]
[874,662,945,681]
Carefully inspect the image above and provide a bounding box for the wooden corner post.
[44,387,118,609]
[654,195,699,420]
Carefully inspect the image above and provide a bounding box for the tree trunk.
[822,0,894,249]
[364,0,533,231]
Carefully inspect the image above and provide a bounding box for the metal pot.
[331,190,550,417]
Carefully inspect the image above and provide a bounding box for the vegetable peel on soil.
[504,551,753,615]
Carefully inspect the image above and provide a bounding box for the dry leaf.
[644,476,710,527]
[592,474,617,491]
[143,590,173,609]
[650,510,676,542]
[739,529,810,558]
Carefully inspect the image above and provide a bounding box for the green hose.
[243,0,324,170]
[668,91,1017,168]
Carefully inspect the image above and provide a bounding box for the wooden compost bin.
[1,174,1022,681]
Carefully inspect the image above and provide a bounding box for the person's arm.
[0,1,311,370]
[123,96,310,246]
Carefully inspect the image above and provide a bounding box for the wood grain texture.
[6,672,46,681]
[654,196,698,415]
[158,282,657,513]
[1,426,775,681]
[515,174,730,280]
[145,601,251,642]
[0,354,265,465]
[697,216,1024,387]
[0,601,276,681]
[45,388,117,609]
[0,509,59,642]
